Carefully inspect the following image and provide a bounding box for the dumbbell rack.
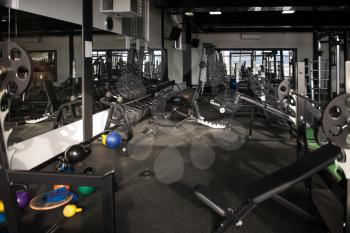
[103,80,176,127]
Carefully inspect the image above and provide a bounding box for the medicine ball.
[106,131,122,149]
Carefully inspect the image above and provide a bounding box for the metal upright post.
[318,39,322,103]
[273,51,277,78]
[296,62,306,160]
[101,172,116,233]
[161,7,167,81]
[183,16,192,86]
[345,31,349,62]
[328,37,333,99]
[69,32,74,77]
[280,49,284,79]
[345,61,350,233]
[336,35,340,95]
[296,62,306,130]
[310,59,315,101]
[82,0,93,140]
[0,116,20,233]
[0,166,20,233]
[106,50,113,85]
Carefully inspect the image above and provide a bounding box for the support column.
[0,120,20,233]
[0,165,20,233]
[296,62,306,160]
[161,8,164,50]
[183,17,192,86]
[82,0,93,140]
[345,30,349,61]
[106,50,112,86]
[161,7,168,81]
[336,35,340,95]
[69,32,74,77]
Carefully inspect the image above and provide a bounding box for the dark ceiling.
[0,7,111,37]
[156,0,350,32]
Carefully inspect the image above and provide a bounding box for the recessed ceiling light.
[249,7,262,11]
[185,12,194,16]
[209,11,222,15]
[282,10,295,14]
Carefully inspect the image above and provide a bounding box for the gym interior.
[0,1,350,233]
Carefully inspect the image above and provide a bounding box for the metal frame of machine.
[195,61,350,233]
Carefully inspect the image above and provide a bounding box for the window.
[220,48,296,79]
[29,50,57,82]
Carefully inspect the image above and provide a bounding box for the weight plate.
[322,93,350,148]
[277,79,290,101]
[0,41,31,96]
[250,75,270,97]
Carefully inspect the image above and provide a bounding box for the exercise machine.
[194,62,350,233]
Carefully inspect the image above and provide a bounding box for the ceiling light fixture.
[282,6,295,14]
[184,12,194,16]
[248,7,262,11]
[282,9,295,14]
[209,10,222,15]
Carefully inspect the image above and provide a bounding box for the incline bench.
[195,143,341,233]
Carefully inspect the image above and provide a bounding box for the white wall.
[167,43,183,82]
[148,0,184,83]
[191,32,313,84]
[148,0,162,48]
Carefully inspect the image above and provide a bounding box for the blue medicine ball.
[106,131,122,149]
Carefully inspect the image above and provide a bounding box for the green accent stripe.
[306,128,342,182]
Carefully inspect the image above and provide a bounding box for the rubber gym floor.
[10,106,327,233]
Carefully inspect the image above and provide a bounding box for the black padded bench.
[195,143,341,233]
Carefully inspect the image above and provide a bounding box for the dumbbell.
[63,204,82,218]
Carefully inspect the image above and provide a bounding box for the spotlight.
[209,11,221,15]
[282,10,295,14]
[185,12,194,16]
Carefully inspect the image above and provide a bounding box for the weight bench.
[195,143,341,233]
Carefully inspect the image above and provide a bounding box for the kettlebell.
[69,192,79,204]
[63,204,82,218]
[102,134,107,145]
[101,130,111,145]
[0,213,6,225]
[78,167,96,196]
[0,201,4,212]
[14,184,29,209]
[65,142,91,164]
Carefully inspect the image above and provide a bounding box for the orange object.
[53,185,70,190]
